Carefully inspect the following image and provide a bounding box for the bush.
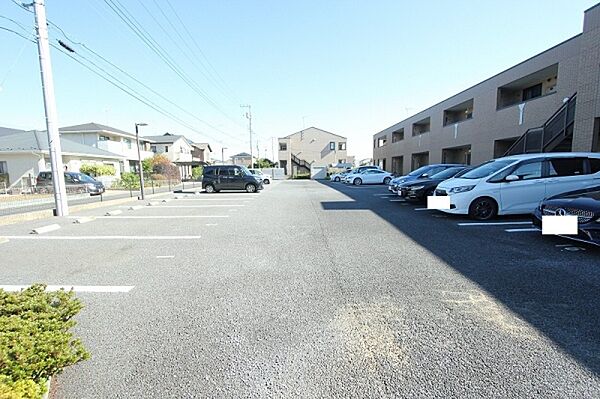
[0,285,90,398]
[80,164,116,177]
[149,174,167,181]
[191,166,203,180]
[115,172,140,189]
[292,173,311,180]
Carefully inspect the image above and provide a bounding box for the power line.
[0,25,35,43]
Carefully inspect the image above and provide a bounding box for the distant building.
[142,133,197,178]
[230,152,252,167]
[278,127,348,176]
[190,142,212,164]
[0,128,123,189]
[59,122,154,173]
[373,4,600,175]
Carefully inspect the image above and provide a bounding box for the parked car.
[330,170,351,182]
[341,166,381,183]
[248,168,271,184]
[201,165,263,193]
[36,171,105,195]
[435,153,600,220]
[388,164,465,193]
[345,169,393,186]
[532,185,600,246]
[398,166,471,203]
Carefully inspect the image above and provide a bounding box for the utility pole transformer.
[33,0,68,216]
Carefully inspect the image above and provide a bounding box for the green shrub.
[0,285,90,399]
[115,172,140,189]
[191,166,203,180]
[292,173,310,180]
[80,164,116,177]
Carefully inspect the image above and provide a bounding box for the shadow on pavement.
[318,180,600,376]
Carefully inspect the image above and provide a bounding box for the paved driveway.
[1,180,598,398]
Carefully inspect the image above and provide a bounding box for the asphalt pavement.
[0,180,598,398]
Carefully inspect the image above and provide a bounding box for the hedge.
[79,164,116,177]
[0,285,90,399]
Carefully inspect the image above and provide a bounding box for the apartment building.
[373,4,600,175]
[278,127,348,176]
[59,123,154,173]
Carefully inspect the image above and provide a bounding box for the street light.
[135,122,148,200]
[222,147,227,164]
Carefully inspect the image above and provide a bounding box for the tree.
[255,158,275,168]
[191,166,203,180]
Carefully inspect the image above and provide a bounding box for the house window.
[329,142,335,150]
[0,161,7,174]
[165,146,169,152]
[124,138,132,149]
[338,142,346,150]
[99,135,110,141]
[151,145,157,152]
[279,143,287,151]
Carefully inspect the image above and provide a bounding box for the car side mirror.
[505,174,519,182]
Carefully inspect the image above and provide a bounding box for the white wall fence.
[259,168,285,180]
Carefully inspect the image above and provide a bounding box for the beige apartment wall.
[373,5,600,173]
[278,128,347,175]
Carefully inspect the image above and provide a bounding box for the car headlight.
[448,185,475,194]
[410,185,425,190]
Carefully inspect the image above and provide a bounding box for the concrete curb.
[42,377,51,399]
[0,192,172,226]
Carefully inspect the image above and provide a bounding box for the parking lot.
[1,179,599,398]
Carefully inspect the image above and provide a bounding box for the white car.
[330,171,350,182]
[435,152,600,220]
[345,169,393,186]
[248,169,271,184]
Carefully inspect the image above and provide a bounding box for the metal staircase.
[291,153,311,174]
[504,93,577,156]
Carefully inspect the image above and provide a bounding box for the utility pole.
[221,147,227,164]
[32,0,68,216]
[241,105,252,167]
[271,137,275,165]
[135,122,148,200]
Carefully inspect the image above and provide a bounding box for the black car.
[398,166,471,202]
[532,185,600,246]
[201,165,263,193]
[36,171,105,195]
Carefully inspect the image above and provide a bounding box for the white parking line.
[172,198,255,201]
[156,255,175,259]
[3,236,202,240]
[389,199,406,202]
[160,205,245,208]
[505,228,540,232]
[67,215,229,219]
[414,208,431,211]
[205,223,218,226]
[373,194,392,196]
[0,285,134,293]
[73,217,95,224]
[458,221,532,226]
[105,210,123,216]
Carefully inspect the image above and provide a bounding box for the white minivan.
[435,152,600,220]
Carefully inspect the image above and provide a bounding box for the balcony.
[497,64,558,109]
[443,99,473,126]
[412,117,430,136]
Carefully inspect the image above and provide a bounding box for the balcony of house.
[412,117,431,136]
[442,145,472,165]
[391,128,404,143]
[443,99,474,126]
[496,63,558,110]
[174,152,193,163]
[97,137,126,155]
[375,135,388,148]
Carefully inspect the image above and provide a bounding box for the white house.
[142,133,196,178]
[59,123,155,173]
[0,128,124,190]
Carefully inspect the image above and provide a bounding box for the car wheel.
[245,183,257,193]
[334,176,340,182]
[468,197,498,220]
[205,184,216,193]
[383,177,391,185]
[353,178,362,186]
[263,179,270,184]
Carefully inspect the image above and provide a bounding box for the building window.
[165,146,169,153]
[338,159,346,164]
[392,129,404,143]
[412,117,431,136]
[329,142,335,150]
[338,142,346,150]
[151,145,157,152]
[443,99,474,126]
[0,161,7,174]
[377,136,387,147]
[279,143,287,151]
[124,138,132,149]
[497,64,558,109]
[99,135,110,141]
[522,83,542,102]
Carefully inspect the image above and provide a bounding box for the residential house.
[190,142,213,164]
[230,152,252,167]
[59,122,154,173]
[0,128,124,190]
[278,127,348,176]
[142,133,196,178]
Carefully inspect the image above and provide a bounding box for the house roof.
[191,142,212,152]
[232,152,251,157]
[0,126,29,137]
[280,126,347,140]
[0,130,124,159]
[142,133,186,144]
[59,122,133,136]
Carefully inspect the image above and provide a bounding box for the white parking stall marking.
[373,194,393,196]
[30,224,61,234]
[205,223,218,226]
[172,198,255,201]
[3,235,202,240]
[505,228,541,233]
[160,205,246,208]
[414,208,431,211]
[68,215,229,219]
[0,285,134,293]
[105,210,123,216]
[74,217,96,224]
[156,255,175,259]
[457,221,532,226]
[389,199,406,202]
[128,205,143,210]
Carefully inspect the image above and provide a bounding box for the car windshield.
[240,166,253,176]
[72,173,96,183]
[408,165,431,176]
[429,167,464,180]
[459,160,515,179]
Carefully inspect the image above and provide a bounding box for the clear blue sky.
[0,0,597,161]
